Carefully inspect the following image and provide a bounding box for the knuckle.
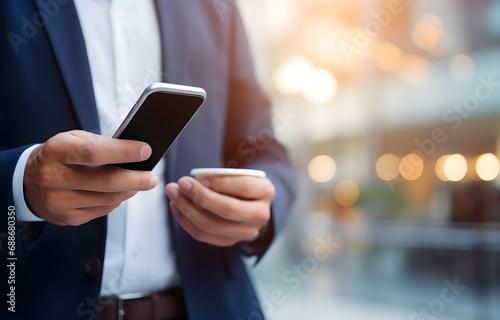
[220,202,238,220]
[37,164,56,187]
[191,228,205,242]
[138,174,151,190]
[43,134,64,153]
[209,177,227,193]
[40,163,70,188]
[255,205,271,224]
[240,180,254,195]
[41,140,56,156]
[79,140,97,163]
[106,193,125,207]
[192,191,209,209]
[257,213,270,227]
[102,173,119,191]
[263,179,276,198]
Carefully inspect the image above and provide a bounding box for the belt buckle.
[115,292,146,320]
[117,297,125,320]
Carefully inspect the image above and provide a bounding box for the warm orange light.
[444,154,467,182]
[335,180,360,206]
[399,154,424,181]
[373,42,404,73]
[475,153,499,181]
[273,56,337,103]
[435,155,449,182]
[273,56,314,94]
[302,68,338,103]
[376,154,400,181]
[412,14,442,51]
[308,155,336,183]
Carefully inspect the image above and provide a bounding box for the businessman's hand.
[24,130,158,226]
[165,175,275,246]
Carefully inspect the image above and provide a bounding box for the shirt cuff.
[13,144,44,222]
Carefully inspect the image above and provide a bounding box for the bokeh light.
[435,155,450,182]
[373,42,404,73]
[443,154,468,182]
[273,55,314,94]
[335,179,360,206]
[308,155,336,183]
[475,153,500,181]
[274,55,338,103]
[302,68,338,103]
[412,13,443,51]
[399,153,424,181]
[376,154,400,181]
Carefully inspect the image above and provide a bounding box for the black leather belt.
[99,288,187,320]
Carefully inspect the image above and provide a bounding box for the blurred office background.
[236,0,500,319]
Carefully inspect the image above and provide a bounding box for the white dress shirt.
[13,0,180,297]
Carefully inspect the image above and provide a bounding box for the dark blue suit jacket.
[0,1,296,319]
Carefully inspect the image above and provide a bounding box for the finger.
[167,178,270,226]
[44,190,136,214]
[45,130,152,166]
[167,180,247,221]
[53,166,158,192]
[168,188,259,240]
[200,175,275,200]
[170,202,241,246]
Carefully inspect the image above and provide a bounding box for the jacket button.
[84,256,102,280]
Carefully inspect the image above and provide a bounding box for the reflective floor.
[249,210,500,320]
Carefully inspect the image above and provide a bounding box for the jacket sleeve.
[1,145,46,258]
[223,7,297,260]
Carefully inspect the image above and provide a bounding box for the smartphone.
[113,82,206,171]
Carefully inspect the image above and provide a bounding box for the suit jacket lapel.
[154,0,181,182]
[32,0,99,132]
[153,1,199,315]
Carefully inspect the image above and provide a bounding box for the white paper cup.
[190,168,266,180]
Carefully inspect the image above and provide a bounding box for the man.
[0,0,296,319]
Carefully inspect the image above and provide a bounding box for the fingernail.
[149,175,158,188]
[179,179,192,191]
[167,186,179,198]
[141,145,152,160]
[201,180,210,188]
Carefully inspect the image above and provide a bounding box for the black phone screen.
[115,91,204,171]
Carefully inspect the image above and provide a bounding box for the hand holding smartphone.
[113,83,206,171]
